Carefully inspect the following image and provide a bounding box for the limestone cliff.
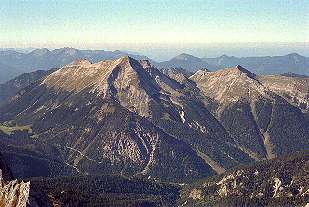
[0,170,30,207]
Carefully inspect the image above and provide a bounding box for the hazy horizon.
[1,0,308,60]
[1,42,308,61]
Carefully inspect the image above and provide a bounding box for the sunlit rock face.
[0,170,30,207]
[258,74,309,111]
[0,153,30,207]
[180,152,309,206]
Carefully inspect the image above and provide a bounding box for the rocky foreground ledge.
[0,169,30,207]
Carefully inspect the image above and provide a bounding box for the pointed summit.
[42,56,159,97]
[190,64,263,105]
[70,58,92,65]
[173,53,201,61]
[234,65,256,78]
[117,55,137,67]
[117,56,153,71]
[118,55,131,63]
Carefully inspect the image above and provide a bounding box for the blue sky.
[0,0,308,59]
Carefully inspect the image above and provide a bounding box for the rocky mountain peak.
[117,56,137,67]
[220,65,256,79]
[193,65,256,82]
[40,56,160,105]
[1,51,309,192]
[235,65,255,75]
[42,56,127,92]
[191,65,266,107]
[70,58,92,66]
[173,53,200,61]
[114,56,154,73]
[119,55,131,62]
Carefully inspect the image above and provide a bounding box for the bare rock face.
[190,66,264,109]
[180,152,309,206]
[258,74,309,111]
[0,154,30,207]
[0,170,30,207]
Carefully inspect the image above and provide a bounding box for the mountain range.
[1,48,309,83]
[158,52,309,74]
[1,56,309,180]
[0,55,309,206]
[203,53,309,75]
[0,48,150,83]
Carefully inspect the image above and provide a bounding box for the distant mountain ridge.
[157,53,213,72]
[0,48,152,83]
[203,53,309,75]
[158,53,309,74]
[1,48,309,83]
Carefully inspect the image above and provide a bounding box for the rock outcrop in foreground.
[0,169,30,207]
[180,152,309,206]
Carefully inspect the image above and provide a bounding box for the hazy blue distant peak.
[29,48,51,56]
[172,53,202,61]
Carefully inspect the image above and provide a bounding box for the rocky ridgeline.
[186,170,309,206]
[180,152,309,206]
[0,170,30,207]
